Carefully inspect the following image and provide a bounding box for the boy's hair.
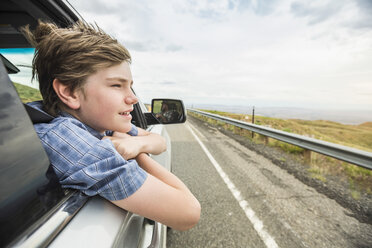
[21,21,131,116]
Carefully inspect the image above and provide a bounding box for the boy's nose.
[125,93,138,105]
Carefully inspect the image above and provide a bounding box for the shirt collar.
[59,111,106,139]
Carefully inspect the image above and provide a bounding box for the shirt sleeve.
[37,119,147,201]
[68,139,147,201]
[106,124,138,137]
[127,124,138,136]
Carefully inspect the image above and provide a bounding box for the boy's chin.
[113,124,132,133]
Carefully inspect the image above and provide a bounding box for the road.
[166,116,372,248]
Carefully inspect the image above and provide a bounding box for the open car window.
[0,48,38,94]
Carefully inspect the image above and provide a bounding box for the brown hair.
[21,21,131,116]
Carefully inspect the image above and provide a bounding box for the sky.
[35,1,372,110]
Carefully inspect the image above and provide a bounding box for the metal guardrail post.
[188,109,372,170]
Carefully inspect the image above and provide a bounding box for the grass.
[13,82,42,103]
[200,109,372,153]
[190,109,372,196]
[308,167,327,182]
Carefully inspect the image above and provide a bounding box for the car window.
[0,48,36,89]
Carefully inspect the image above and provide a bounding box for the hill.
[359,122,372,129]
[13,82,42,103]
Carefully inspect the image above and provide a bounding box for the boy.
[23,21,200,230]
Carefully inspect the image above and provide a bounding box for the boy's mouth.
[119,112,130,116]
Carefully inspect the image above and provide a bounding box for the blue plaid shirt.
[28,101,148,201]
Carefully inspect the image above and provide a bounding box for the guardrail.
[187,109,372,170]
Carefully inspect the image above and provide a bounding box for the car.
[0,0,186,247]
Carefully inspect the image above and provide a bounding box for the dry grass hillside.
[191,109,372,198]
[13,82,42,103]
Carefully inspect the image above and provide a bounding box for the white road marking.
[187,123,279,248]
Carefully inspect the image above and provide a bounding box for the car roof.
[0,0,79,48]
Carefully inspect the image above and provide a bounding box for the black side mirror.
[145,99,186,125]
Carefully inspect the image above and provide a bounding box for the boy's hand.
[103,135,143,160]
[104,128,166,160]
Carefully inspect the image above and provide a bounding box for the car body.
[0,0,185,247]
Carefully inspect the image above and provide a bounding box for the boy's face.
[75,61,138,133]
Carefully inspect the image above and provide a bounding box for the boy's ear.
[53,79,81,110]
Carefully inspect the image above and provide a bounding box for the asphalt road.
[166,116,372,248]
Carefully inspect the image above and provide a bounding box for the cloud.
[356,0,372,10]
[124,41,151,52]
[165,44,183,52]
[176,0,235,19]
[290,0,372,30]
[70,0,128,16]
[236,0,279,16]
[170,0,279,22]
[290,1,344,25]
[124,41,182,53]
[348,0,372,29]
[158,81,177,85]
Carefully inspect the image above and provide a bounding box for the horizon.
[188,103,372,125]
[188,103,372,112]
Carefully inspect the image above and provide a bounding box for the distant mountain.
[192,104,372,125]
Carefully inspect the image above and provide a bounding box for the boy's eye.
[112,84,121,88]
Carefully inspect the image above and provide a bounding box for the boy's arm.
[111,153,201,231]
[105,127,166,159]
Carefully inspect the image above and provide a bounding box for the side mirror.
[146,99,186,125]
